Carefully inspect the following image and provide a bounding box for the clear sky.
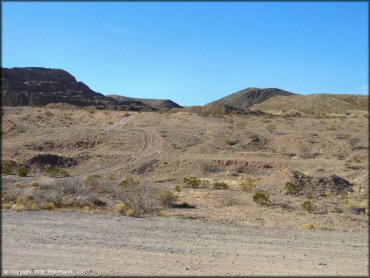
[3,1,368,106]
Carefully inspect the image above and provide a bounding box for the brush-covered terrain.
[2,104,368,231]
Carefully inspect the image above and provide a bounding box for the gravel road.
[2,210,368,276]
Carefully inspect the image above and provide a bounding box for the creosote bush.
[253,192,270,205]
[183,177,201,188]
[175,185,181,192]
[2,160,16,175]
[17,168,28,177]
[285,182,300,195]
[301,201,315,213]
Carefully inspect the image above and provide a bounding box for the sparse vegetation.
[183,177,201,188]
[253,192,270,205]
[224,139,237,146]
[285,182,300,195]
[17,168,28,177]
[126,209,138,217]
[301,201,315,213]
[2,160,16,175]
[213,182,229,190]
[159,191,177,207]
[240,178,261,192]
[175,185,181,192]
[114,203,128,215]
[115,180,159,215]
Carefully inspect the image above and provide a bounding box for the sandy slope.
[2,210,368,276]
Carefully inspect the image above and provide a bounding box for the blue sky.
[3,2,368,106]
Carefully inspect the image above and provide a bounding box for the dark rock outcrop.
[290,170,353,196]
[1,67,155,111]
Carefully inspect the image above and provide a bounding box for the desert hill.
[109,95,182,110]
[210,87,295,110]
[251,94,368,117]
[1,68,166,111]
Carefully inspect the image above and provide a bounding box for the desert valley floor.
[2,106,369,275]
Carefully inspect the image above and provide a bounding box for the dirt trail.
[75,114,164,177]
[2,210,368,276]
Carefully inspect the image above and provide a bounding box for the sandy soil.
[2,210,368,276]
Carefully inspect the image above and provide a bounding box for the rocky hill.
[210,87,295,110]
[1,67,154,111]
[109,95,182,110]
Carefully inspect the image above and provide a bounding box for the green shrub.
[17,168,28,177]
[119,178,138,189]
[175,185,181,192]
[213,182,229,190]
[44,166,60,177]
[159,191,177,207]
[2,160,16,175]
[301,201,315,213]
[253,192,270,205]
[183,177,201,188]
[285,182,300,195]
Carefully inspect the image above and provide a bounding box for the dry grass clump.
[301,223,315,230]
[114,203,128,215]
[126,209,138,217]
[224,139,237,146]
[213,182,229,190]
[39,202,56,210]
[240,178,261,192]
[159,191,177,207]
[29,181,39,187]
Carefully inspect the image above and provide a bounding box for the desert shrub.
[285,182,300,195]
[253,192,270,205]
[44,167,70,178]
[183,177,201,188]
[44,166,60,177]
[159,191,177,207]
[2,185,21,202]
[29,181,39,187]
[114,203,128,215]
[213,182,229,190]
[116,180,159,215]
[119,178,139,189]
[59,169,70,177]
[39,202,56,210]
[240,178,261,192]
[301,201,315,213]
[175,185,181,192]
[224,139,237,146]
[2,160,16,175]
[126,209,138,217]
[17,168,28,177]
